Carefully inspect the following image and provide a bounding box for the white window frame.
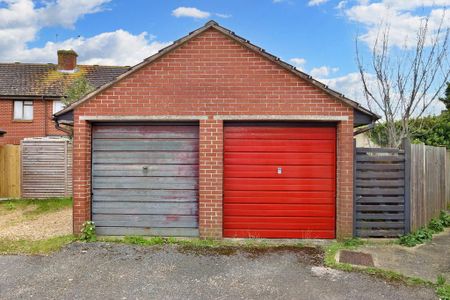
[13,100,33,120]
[53,100,66,114]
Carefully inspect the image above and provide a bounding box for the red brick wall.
[0,99,68,145]
[72,28,355,238]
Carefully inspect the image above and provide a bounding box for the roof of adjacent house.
[55,20,379,123]
[0,63,129,98]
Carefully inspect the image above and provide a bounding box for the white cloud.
[18,30,171,66]
[0,0,170,65]
[215,13,231,18]
[344,0,450,48]
[310,66,339,78]
[336,1,347,10]
[172,7,210,19]
[321,72,373,107]
[308,0,329,6]
[289,57,307,70]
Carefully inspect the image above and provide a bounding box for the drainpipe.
[42,96,48,136]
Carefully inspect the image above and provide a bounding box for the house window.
[53,100,66,114]
[13,100,33,120]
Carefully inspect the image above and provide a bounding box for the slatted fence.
[354,145,408,237]
[21,138,72,198]
[355,140,449,238]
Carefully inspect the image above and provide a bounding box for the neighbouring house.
[0,50,128,145]
[55,21,379,239]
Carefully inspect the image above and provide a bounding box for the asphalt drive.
[0,242,436,300]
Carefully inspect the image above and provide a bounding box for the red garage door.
[223,123,336,239]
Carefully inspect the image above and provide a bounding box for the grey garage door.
[92,123,199,236]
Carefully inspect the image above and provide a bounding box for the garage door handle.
[277,167,282,174]
[143,166,149,170]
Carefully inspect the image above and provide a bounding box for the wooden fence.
[447,150,450,209]
[21,138,72,198]
[409,143,447,231]
[0,145,21,198]
[354,144,407,237]
[354,140,449,237]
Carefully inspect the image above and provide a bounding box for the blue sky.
[0,0,449,111]
[31,1,357,75]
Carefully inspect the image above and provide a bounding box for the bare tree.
[356,13,450,148]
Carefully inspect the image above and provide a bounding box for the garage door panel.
[92,139,198,151]
[224,203,335,213]
[93,164,198,177]
[92,151,198,164]
[96,227,199,237]
[93,176,198,190]
[92,201,198,215]
[224,123,336,239]
[225,140,336,153]
[93,189,197,202]
[225,190,335,199]
[224,152,335,165]
[224,178,335,191]
[225,126,336,140]
[92,124,199,237]
[223,229,335,239]
[225,216,335,224]
[93,214,198,228]
[93,125,199,139]
[224,165,335,178]
[224,222,334,230]
[224,197,335,204]
[224,207,335,217]
[226,132,335,140]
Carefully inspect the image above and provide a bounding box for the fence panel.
[354,147,406,237]
[410,144,447,231]
[0,144,21,198]
[446,150,450,209]
[21,138,72,198]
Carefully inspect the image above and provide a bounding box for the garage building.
[55,21,378,239]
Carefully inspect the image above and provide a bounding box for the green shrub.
[80,221,96,242]
[399,227,433,247]
[429,218,445,233]
[439,211,450,227]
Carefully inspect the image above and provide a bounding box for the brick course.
[72,28,355,238]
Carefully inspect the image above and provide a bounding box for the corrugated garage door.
[224,123,336,239]
[92,123,199,236]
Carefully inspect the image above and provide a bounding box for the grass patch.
[0,235,76,255]
[437,283,450,300]
[0,198,72,218]
[98,236,306,250]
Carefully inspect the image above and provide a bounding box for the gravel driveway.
[0,242,436,300]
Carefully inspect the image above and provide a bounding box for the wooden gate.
[0,144,21,198]
[354,144,409,237]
